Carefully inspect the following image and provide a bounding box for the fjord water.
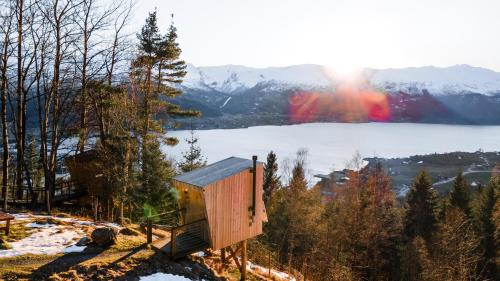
[165,123,500,176]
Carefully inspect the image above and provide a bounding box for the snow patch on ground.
[246,260,296,281]
[192,251,205,257]
[12,213,122,230]
[139,273,193,281]
[0,213,123,258]
[0,223,86,258]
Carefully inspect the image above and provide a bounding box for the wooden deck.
[150,219,209,259]
[152,232,208,259]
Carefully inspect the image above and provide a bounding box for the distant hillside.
[172,64,500,129]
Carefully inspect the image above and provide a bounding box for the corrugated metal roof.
[173,157,259,188]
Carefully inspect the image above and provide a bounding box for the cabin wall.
[203,164,265,250]
[173,181,206,224]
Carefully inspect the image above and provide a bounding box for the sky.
[128,0,500,72]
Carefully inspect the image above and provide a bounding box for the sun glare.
[323,63,363,84]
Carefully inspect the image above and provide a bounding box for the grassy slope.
[0,219,263,281]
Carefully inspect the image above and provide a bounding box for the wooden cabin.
[172,156,267,251]
[65,150,112,220]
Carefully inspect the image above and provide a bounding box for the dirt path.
[433,166,490,186]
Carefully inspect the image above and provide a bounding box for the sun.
[323,61,363,84]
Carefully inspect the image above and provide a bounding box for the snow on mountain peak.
[183,64,335,93]
[367,64,500,95]
[183,64,500,95]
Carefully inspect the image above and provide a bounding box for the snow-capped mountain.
[176,63,500,129]
[366,65,500,95]
[183,64,500,96]
[183,64,334,93]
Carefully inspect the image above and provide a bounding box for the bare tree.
[37,0,81,213]
[0,0,14,211]
[74,0,122,153]
[105,0,134,86]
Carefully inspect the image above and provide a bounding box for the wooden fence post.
[171,228,177,258]
[5,219,10,235]
[147,219,153,244]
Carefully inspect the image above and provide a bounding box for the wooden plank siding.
[173,181,207,225]
[203,163,266,250]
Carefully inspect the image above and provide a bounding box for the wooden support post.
[240,240,247,281]
[221,247,226,264]
[228,245,241,267]
[5,219,10,235]
[146,219,152,244]
[171,228,177,258]
[268,250,272,277]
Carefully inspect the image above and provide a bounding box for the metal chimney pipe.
[251,155,257,217]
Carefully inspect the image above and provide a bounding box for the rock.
[91,227,117,247]
[121,218,131,225]
[55,213,71,218]
[119,227,141,236]
[34,218,63,225]
[76,237,91,246]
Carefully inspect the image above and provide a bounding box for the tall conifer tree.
[403,171,439,243]
[475,177,499,279]
[178,130,206,173]
[450,170,471,215]
[263,151,280,205]
[130,11,198,221]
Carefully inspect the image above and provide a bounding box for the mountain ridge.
[183,63,500,96]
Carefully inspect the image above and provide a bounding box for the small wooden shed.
[172,156,267,251]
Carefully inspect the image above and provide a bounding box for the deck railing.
[1,180,84,205]
[147,217,209,258]
[170,218,208,257]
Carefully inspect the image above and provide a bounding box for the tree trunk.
[0,13,11,211]
[120,138,130,224]
[15,0,25,194]
[1,47,9,211]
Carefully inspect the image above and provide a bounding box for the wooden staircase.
[151,219,209,259]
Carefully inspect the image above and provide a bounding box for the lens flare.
[360,90,390,121]
[288,85,391,123]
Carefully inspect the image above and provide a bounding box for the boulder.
[76,237,91,246]
[119,227,141,236]
[91,227,117,247]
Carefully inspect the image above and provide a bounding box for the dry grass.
[0,240,12,250]
[0,216,228,280]
[109,234,147,252]
[0,222,32,242]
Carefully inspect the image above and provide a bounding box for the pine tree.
[289,149,308,195]
[131,11,197,139]
[129,11,200,223]
[401,236,432,281]
[263,151,280,205]
[26,135,42,188]
[266,149,322,270]
[136,135,177,224]
[493,199,500,273]
[450,170,471,215]
[430,208,482,281]
[178,130,206,173]
[474,177,499,279]
[403,171,439,243]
